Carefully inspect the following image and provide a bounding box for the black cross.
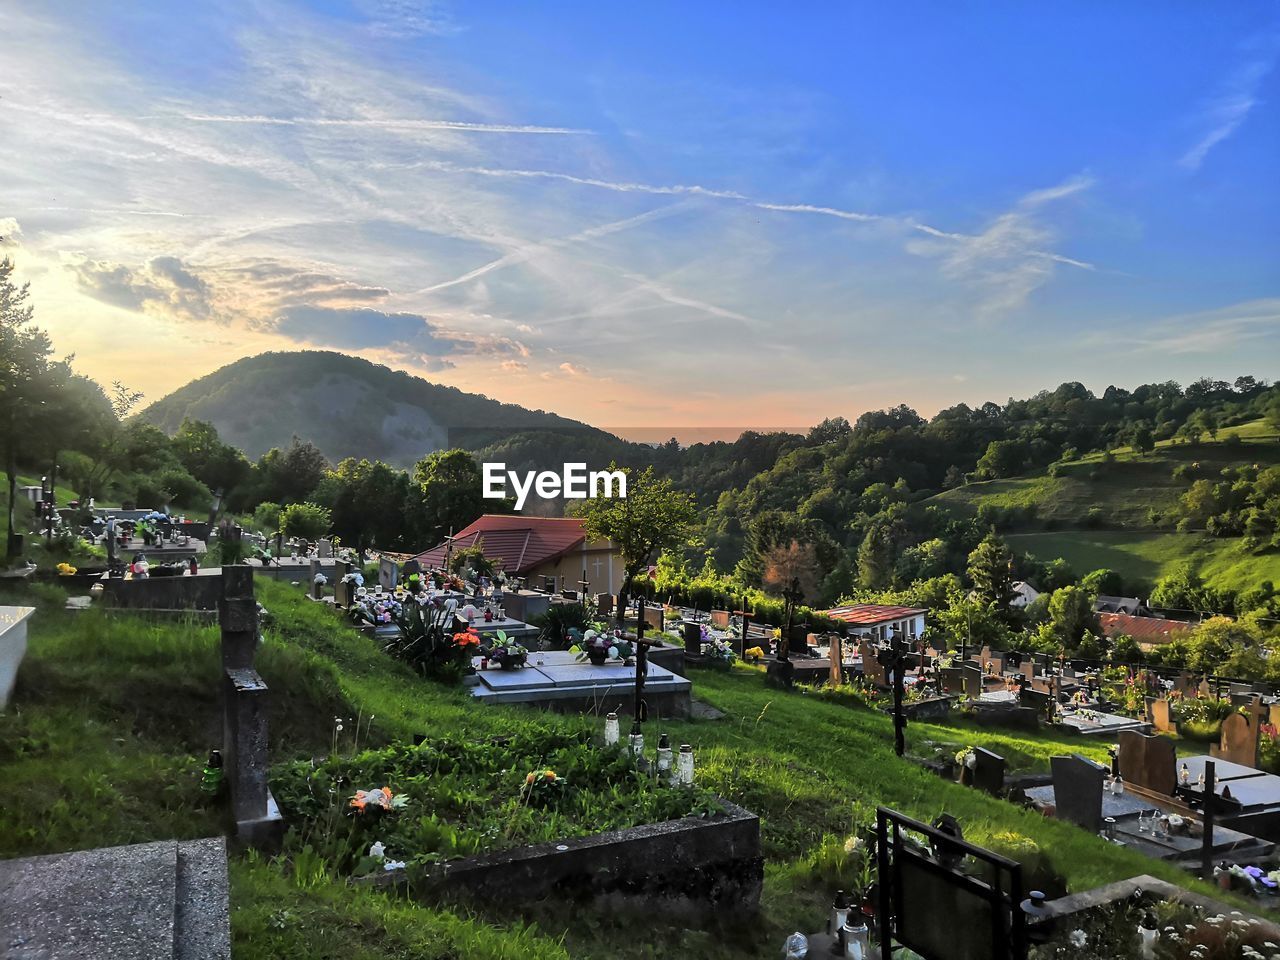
[778,577,804,662]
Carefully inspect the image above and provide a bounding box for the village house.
[1010,581,1041,608]
[413,515,624,596]
[1098,611,1192,651]
[822,603,928,642]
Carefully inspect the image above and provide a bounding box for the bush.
[253,502,282,533]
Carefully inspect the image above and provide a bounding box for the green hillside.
[138,351,616,468]
[930,418,1280,529]
[927,418,1280,590]
[1006,530,1280,593]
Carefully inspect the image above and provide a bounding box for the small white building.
[823,604,927,641]
[1010,581,1041,608]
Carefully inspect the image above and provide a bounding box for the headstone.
[1269,702,1280,731]
[1019,660,1035,682]
[596,593,614,616]
[1214,712,1259,769]
[829,636,843,687]
[218,566,258,671]
[682,621,702,657]
[940,667,965,695]
[963,664,983,700]
[643,606,664,631]
[1116,730,1177,795]
[309,557,323,601]
[979,645,993,668]
[971,748,1005,796]
[1149,697,1177,733]
[315,538,333,559]
[1019,686,1050,716]
[710,609,730,629]
[332,560,353,608]
[378,557,398,590]
[1198,679,1216,699]
[1172,672,1196,695]
[1050,754,1108,832]
[861,643,886,686]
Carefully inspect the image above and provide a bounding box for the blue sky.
[1,1,1277,433]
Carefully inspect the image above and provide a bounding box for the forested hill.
[138,351,617,469]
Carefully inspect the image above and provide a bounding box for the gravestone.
[1269,702,1280,731]
[1116,729,1177,796]
[828,636,843,686]
[596,593,614,616]
[378,557,398,591]
[682,621,702,657]
[316,538,333,559]
[978,645,993,668]
[219,566,283,847]
[710,609,731,629]
[971,748,1005,796]
[941,667,965,695]
[332,560,353,608]
[1018,686,1050,716]
[308,558,322,599]
[1214,712,1259,769]
[1199,679,1216,699]
[1172,672,1196,695]
[1019,660,1035,682]
[861,643,886,686]
[963,665,984,700]
[1050,754,1108,833]
[643,606,664,631]
[1150,697,1177,734]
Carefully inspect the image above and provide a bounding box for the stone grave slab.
[0,840,179,960]
[473,668,556,692]
[1180,755,1267,784]
[1059,709,1150,736]
[1050,754,1108,833]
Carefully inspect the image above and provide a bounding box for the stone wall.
[102,575,222,611]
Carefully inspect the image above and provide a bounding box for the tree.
[172,418,250,508]
[411,448,487,547]
[1037,585,1100,652]
[249,438,329,507]
[0,257,72,558]
[1130,423,1155,457]
[967,532,1015,609]
[322,457,413,553]
[279,502,332,541]
[975,439,1027,480]
[573,464,696,619]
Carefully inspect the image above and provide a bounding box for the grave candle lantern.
[1137,913,1159,958]
[675,744,694,785]
[603,712,619,747]
[656,733,672,776]
[839,915,870,960]
[828,888,850,937]
[628,721,644,759]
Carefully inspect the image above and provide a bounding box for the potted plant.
[573,628,619,666]
[484,630,528,670]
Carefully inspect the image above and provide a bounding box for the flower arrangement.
[349,593,404,626]
[520,768,566,807]
[571,628,632,665]
[56,562,77,576]
[349,786,407,814]
[483,630,527,669]
[745,645,765,663]
[700,636,737,667]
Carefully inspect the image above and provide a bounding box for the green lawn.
[0,578,1248,959]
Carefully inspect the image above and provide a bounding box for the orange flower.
[525,772,536,785]
[350,786,394,811]
[543,770,556,782]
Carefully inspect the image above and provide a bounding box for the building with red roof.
[1098,612,1192,650]
[823,603,928,641]
[413,515,623,596]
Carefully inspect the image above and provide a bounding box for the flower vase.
[588,650,608,666]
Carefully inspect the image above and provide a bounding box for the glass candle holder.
[675,744,694,786]
[603,712,619,747]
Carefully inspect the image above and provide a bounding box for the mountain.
[138,351,617,469]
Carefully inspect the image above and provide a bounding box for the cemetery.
[11,494,1280,958]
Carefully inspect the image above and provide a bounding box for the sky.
[1,2,1278,438]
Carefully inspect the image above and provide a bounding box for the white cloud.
[1100,298,1280,355]
[1180,56,1276,170]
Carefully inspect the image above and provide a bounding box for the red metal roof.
[1098,612,1192,645]
[413,515,588,574]
[824,604,928,626]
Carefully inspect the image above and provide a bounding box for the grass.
[0,578,1258,958]
[1003,530,1280,593]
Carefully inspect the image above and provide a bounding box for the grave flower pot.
[587,649,608,666]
